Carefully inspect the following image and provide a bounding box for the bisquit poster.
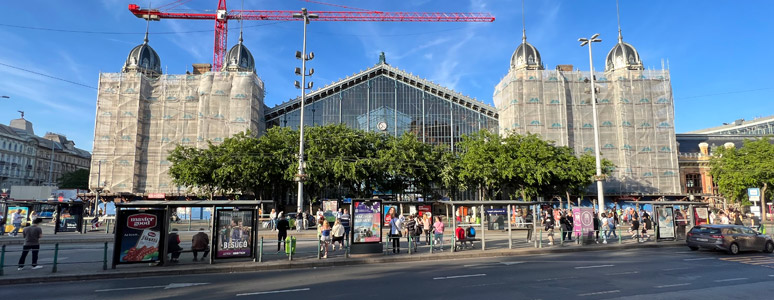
[117,211,164,263]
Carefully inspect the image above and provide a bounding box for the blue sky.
[0,0,772,151]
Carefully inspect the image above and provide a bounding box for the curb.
[0,242,683,285]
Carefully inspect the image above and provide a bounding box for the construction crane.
[128,0,495,72]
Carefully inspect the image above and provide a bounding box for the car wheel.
[764,241,774,254]
[729,243,740,255]
[689,246,699,251]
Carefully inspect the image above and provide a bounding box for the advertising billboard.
[657,207,675,239]
[694,207,709,225]
[114,210,165,264]
[353,200,382,243]
[383,205,397,226]
[322,200,338,223]
[215,209,254,258]
[572,207,594,238]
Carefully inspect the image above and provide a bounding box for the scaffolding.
[493,67,679,194]
[90,71,265,194]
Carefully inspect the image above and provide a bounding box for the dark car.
[686,224,774,255]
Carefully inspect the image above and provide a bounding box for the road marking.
[501,261,525,265]
[575,264,614,269]
[656,283,691,288]
[462,282,505,288]
[662,267,690,271]
[96,283,209,292]
[536,276,578,282]
[684,258,715,261]
[674,251,694,254]
[237,288,310,296]
[434,274,487,280]
[578,290,620,297]
[463,262,523,267]
[606,271,639,275]
[714,278,748,282]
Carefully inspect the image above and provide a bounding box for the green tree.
[456,129,503,200]
[167,144,220,199]
[57,168,90,190]
[377,132,443,200]
[710,138,774,210]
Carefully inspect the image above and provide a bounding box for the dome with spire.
[122,32,162,76]
[510,33,544,71]
[605,32,643,72]
[225,33,255,73]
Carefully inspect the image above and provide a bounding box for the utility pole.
[292,8,317,214]
[579,34,605,217]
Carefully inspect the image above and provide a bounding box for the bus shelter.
[439,200,554,251]
[624,201,709,241]
[112,200,269,269]
[2,200,86,233]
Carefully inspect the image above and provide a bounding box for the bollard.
[288,237,293,261]
[618,227,622,244]
[539,229,543,248]
[317,236,321,260]
[259,237,263,263]
[103,242,108,270]
[560,229,564,246]
[0,245,5,276]
[345,236,349,258]
[451,234,455,253]
[52,243,59,273]
[430,234,434,254]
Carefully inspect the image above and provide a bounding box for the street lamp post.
[579,33,605,218]
[292,8,318,214]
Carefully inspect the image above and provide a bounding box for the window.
[685,173,702,194]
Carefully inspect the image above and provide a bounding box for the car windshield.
[690,227,721,234]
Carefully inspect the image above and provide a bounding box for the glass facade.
[266,64,499,150]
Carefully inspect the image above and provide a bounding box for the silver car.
[686,224,774,254]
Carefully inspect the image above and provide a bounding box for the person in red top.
[455,226,465,242]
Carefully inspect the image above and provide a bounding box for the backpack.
[413,222,423,236]
[467,227,476,237]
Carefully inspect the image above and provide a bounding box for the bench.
[454,237,481,250]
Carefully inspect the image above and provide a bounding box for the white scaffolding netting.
[493,68,679,194]
[90,72,265,194]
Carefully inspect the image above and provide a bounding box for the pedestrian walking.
[18,218,44,270]
[525,210,534,242]
[423,213,432,245]
[389,212,402,254]
[9,209,23,237]
[191,229,210,262]
[733,211,744,226]
[432,216,444,251]
[269,209,277,231]
[629,215,640,241]
[404,214,418,252]
[341,209,351,238]
[543,209,555,245]
[607,212,618,241]
[560,212,572,241]
[331,219,345,251]
[277,215,290,252]
[601,213,609,244]
[593,212,600,243]
[320,220,332,258]
[295,210,304,232]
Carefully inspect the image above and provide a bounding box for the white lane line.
[536,276,578,282]
[464,262,524,267]
[662,267,691,271]
[656,283,691,288]
[769,275,774,277]
[578,290,620,297]
[96,286,165,292]
[575,264,614,269]
[684,258,715,261]
[434,274,487,280]
[501,261,525,265]
[606,271,639,275]
[714,278,748,282]
[236,288,310,296]
[674,251,694,254]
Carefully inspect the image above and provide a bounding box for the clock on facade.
[377,121,388,131]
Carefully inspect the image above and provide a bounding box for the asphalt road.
[3,246,774,299]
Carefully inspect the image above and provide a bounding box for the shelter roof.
[117,200,270,207]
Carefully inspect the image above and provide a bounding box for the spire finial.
[521,0,527,43]
[616,0,623,43]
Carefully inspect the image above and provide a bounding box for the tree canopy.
[710,137,774,207]
[57,168,89,190]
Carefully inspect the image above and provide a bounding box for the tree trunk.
[565,191,571,210]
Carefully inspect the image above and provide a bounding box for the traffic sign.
[749,188,761,202]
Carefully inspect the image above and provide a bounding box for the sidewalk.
[0,228,684,285]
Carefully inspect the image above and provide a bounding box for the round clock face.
[377,122,387,131]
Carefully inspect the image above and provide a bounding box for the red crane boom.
[128,1,495,71]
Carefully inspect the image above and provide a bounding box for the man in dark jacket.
[191,229,210,262]
[277,215,290,252]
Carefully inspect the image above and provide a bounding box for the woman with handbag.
[389,212,402,254]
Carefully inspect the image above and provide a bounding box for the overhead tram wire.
[0,62,97,90]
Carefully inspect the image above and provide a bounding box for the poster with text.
[55,206,80,232]
[572,208,594,238]
[354,201,381,243]
[657,207,675,239]
[322,200,338,223]
[115,210,164,264]
[418,205,431,218]
[216,210,254,258]
[694,207,709,225]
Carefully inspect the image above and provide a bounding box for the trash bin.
[285,236,296,255]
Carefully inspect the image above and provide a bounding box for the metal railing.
[0,242,109,276]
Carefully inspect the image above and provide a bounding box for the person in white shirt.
[10,209,24,237]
